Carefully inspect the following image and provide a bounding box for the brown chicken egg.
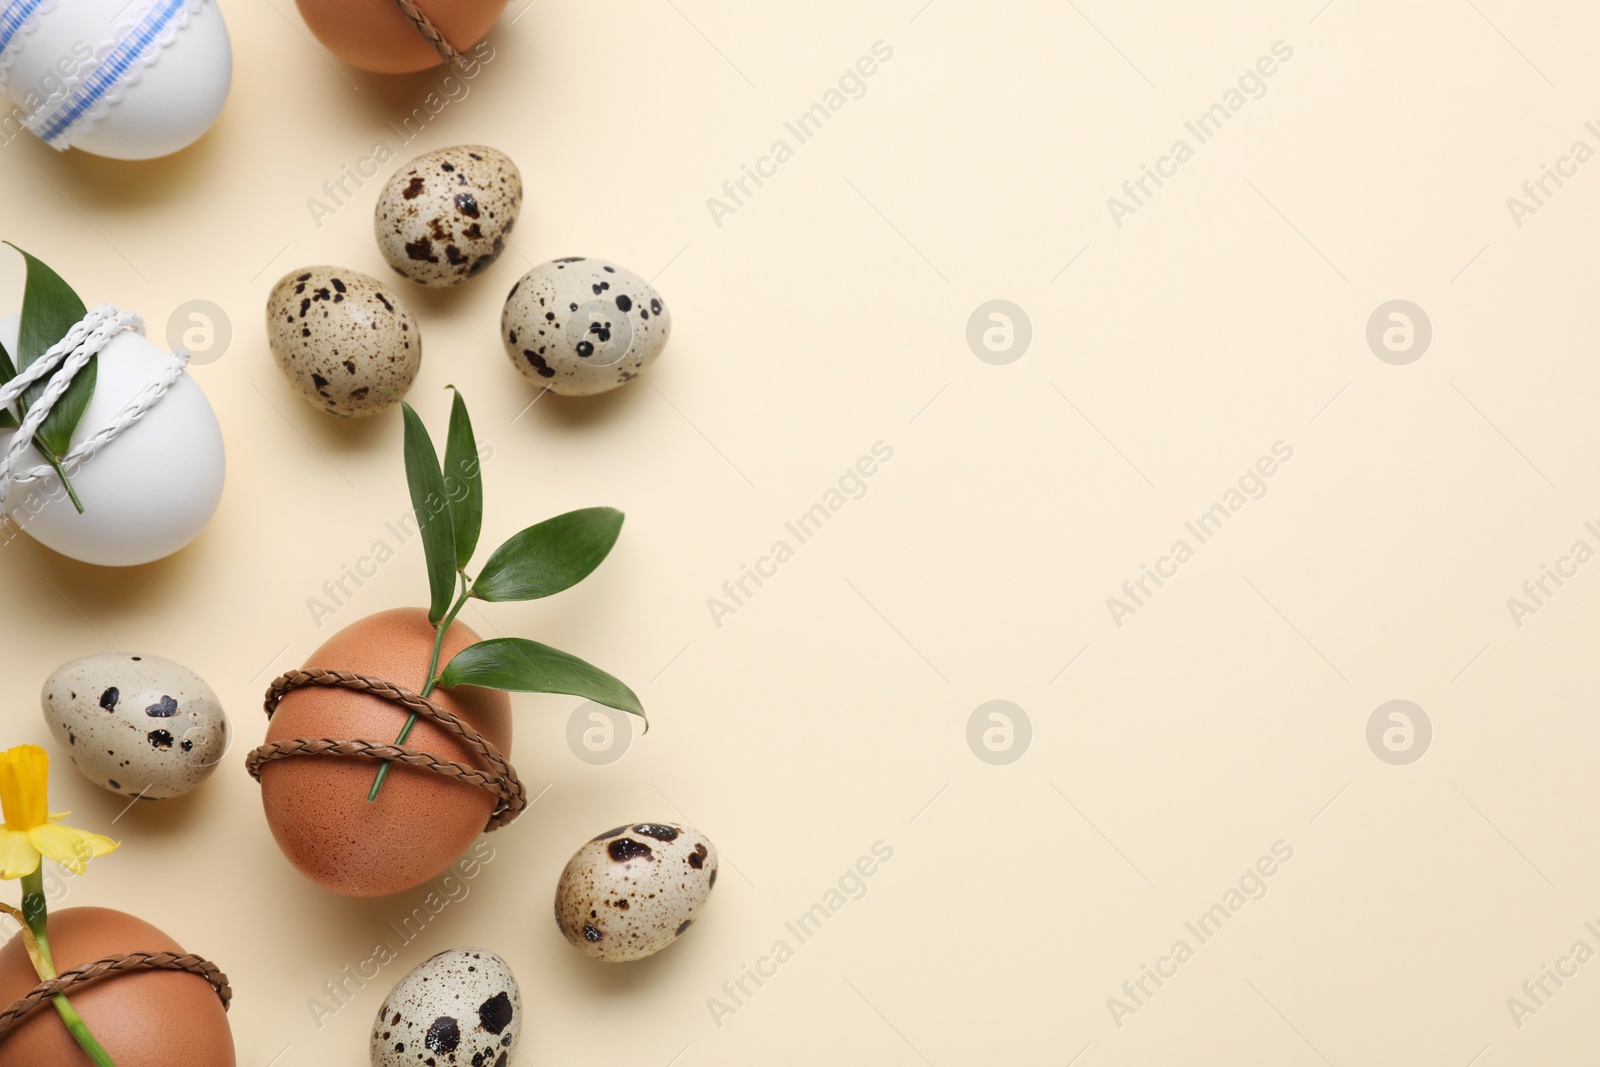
[0,908,234,1067]
[293,0,508,74]
[259,608,511,897]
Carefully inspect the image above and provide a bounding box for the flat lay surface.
[0,1,1598,1063]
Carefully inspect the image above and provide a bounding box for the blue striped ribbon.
[33,0,188,145]
[0,0,52,68]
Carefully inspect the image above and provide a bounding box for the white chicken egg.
[0,315,225,566]
[0,0,233,161]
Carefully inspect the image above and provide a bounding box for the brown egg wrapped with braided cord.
[0,908,234,1066]
[293,0,507,74]
[256,608,512,897]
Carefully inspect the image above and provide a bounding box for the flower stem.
[20,870,117,1067]
[367,573,472,802]
[46,994,113,1067]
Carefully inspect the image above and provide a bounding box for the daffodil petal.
[48,811,71,822]
[0,827,41,880]
[29,824,118,875]
[0,746,49,829]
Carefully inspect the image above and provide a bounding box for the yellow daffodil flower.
[0,745,118,879]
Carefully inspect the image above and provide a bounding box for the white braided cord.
[0,302,187,509]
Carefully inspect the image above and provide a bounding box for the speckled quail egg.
[555,822,717,962]
[41,654,229,800]
[266,266,420,417]
[375,145,523,287]
[501,258,671,396]
[371,949,521,1067]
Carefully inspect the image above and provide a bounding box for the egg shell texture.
[555,822,717,961]
[0,908,235,1067]
[371,948,521,1067]
[501,258,671,396]
[0,316,225,567]
[376,145,522,287]
[42,653,229,800]
[266,267,420,417]
[260,608,511,897]
[293,0,507,74]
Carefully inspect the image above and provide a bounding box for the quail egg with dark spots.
[41,653,229,799]
[375,145,523,287]
[371,948,521,1067]
[266,266,420,417]
[555,822,717,961]
[501,257,671,396]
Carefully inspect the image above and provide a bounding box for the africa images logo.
[1105,41,1295,228]
[705,41,895,228]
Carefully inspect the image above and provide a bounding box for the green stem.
[21,870,116,1067]
[11,395,85,514]
[38,447,84,514]
[45,993,111,1067]
[367,572,472,802]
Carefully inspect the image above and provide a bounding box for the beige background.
[1,0,1598,1063]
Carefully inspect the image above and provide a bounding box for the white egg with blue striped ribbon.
[0,0,231,160]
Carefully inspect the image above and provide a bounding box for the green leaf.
[471,507,624,602]
[0,338,15,429]
[6,244,91,457]
[443,386,482,569]
[399,400,457,624]
[439,637,645,720]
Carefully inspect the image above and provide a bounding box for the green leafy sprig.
[367,387,645,801]
[0,245,98,513]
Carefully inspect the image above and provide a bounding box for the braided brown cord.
[392,0,471,74]
[0,951,231,1041]
[246,669,527,831]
